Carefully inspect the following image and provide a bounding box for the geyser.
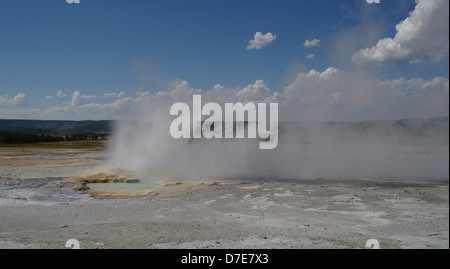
[107,93,449,182]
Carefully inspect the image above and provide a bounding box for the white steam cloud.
[107,68,449,182]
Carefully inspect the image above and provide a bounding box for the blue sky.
[0,0,448,120]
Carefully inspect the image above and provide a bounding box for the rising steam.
[107,71,449,182]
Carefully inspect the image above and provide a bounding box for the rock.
[74,186,89,191]
[82,174,140,184]
[124,178,140,183]
[74,182,90,191]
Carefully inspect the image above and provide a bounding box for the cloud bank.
[3,67,446,121]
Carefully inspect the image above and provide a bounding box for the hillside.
[0,119,115,134]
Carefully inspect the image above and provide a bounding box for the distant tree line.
[0,131,108,144]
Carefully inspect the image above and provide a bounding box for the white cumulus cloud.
[303,39,321,48]
[101,91,125,98]
[68,91,97,106]
[236,80,272,102]
[281,67,449,120]
[246,32,276,50]
[56,90,67,98]
[352,0,449,65]
[0,93,28,107]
